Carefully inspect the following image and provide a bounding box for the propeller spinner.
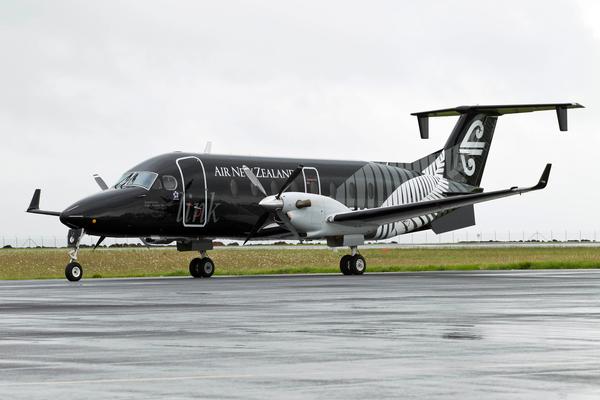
[242,164,304,244]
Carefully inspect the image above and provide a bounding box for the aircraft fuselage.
[60,152,425,240]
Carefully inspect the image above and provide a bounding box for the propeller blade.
[93,236,106,250]
[204,141,212,154]
[275,210,301,241]
[244,212,270,245]
[93,174,109,191]
[242,165,267,197]
[277,165,304,199]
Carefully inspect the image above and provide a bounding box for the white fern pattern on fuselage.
[374,152,448,239]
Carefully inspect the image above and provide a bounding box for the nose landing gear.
[339,246,366,275]
[65,228,85,282]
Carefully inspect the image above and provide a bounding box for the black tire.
[339,255,352,275]
[65,262,83,282]
[189,258,202,278]
[199,257,215,278]
[349,254,366,275]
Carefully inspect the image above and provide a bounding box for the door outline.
[302,167,321,195]
[176,156,208,227]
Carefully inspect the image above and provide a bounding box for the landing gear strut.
[65,228,84,282]
[177,240,215,279]
[189,250,215,278]
[339,246,366,275]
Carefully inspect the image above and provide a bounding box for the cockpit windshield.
[113,171,158,190]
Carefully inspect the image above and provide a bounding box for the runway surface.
[1,270,600,399]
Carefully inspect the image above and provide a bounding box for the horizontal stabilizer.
[411,102,583,138]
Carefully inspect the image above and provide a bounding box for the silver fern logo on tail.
[459,120,485,176]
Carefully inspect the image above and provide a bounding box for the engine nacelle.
[277,192,377,239]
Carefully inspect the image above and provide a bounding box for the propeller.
[242,164,303,244]
[275,166,304,199]
[93,174,109,191]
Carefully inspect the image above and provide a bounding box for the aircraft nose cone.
[259,196,284,210]
[59,204,87,229]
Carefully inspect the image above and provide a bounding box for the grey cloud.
[1,0,599,237]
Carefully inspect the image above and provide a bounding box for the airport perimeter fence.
[2,230,599,249]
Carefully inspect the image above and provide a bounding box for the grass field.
[1,246,600,279]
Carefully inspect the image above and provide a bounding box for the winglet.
[533,163,552,190]
[26,189,61,216]
[27,189,41,211]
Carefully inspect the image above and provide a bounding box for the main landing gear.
[339,247,366,275]
[189,250,215,278]
[177,240,215,279]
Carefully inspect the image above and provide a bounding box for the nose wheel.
[339,249,366,275]
[65,228,85,281]
[65,262,83,281]
[189,251,215,278]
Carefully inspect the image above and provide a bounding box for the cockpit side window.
[114,173,133,189]
[113,171,158,190]
[151,178,163,190]
[162,175,178,191]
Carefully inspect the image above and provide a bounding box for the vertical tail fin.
[411,103,583,186]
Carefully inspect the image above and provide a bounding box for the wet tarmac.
[1,270,599,399]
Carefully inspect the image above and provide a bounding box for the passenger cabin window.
[348,182,356,199]
[250,181,258,196]
[367,182,374,199]
[230,179,239,197]
[162,175,178,191]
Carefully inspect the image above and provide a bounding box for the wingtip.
[27,189,41,211]
[535,163,552,189]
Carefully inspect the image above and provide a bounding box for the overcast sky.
[1,0,599,241]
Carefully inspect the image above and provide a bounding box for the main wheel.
[349,254,366,275]
[198,257,215,278]
[189,258,202,278]
[339,255,352,275]
[65,262,83,282]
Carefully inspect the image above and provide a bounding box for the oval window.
[348,182,356,199]
[270,180,278,195]
[367,182,374,199]
[162,175,178,191]
[230,179,239,197]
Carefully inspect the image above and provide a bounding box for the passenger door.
[176,156,208,227]
[302,167,321,195]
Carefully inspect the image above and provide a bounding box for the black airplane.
[27,103,583,281]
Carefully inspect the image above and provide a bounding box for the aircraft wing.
[328,164,551,227]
